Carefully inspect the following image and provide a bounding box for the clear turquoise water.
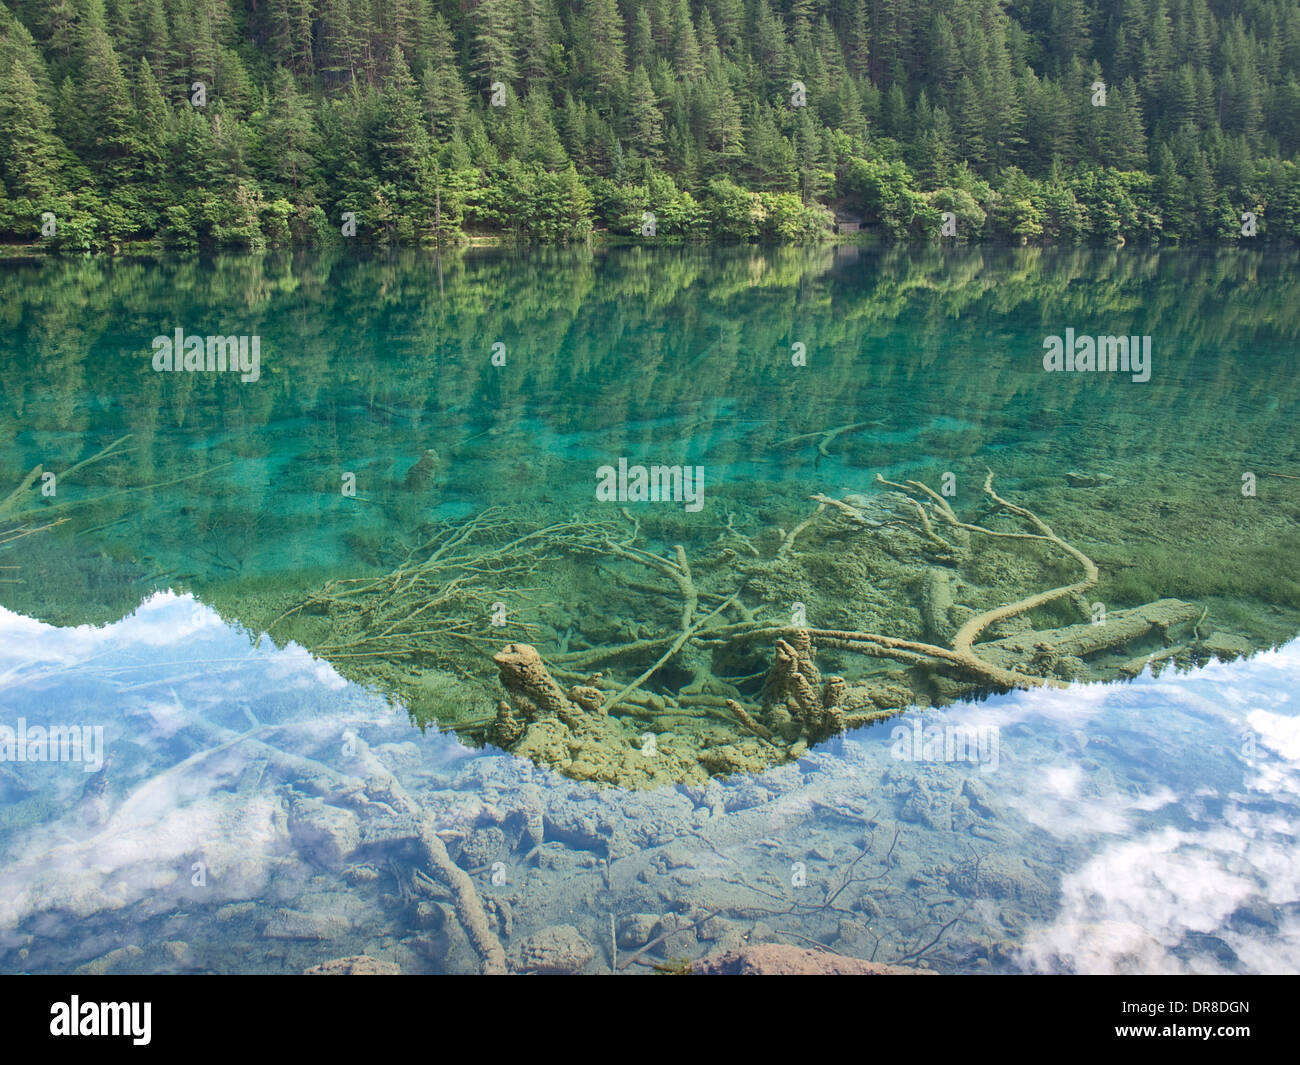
[0,246,1296,972]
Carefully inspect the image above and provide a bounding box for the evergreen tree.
[584,0,629,95]
[0,0,1297,247]
[517,0,560,88]
[470,0,520,90]
[74,3,142,186]
[374,48,430,182]
[264,66,319,192]
[700,52,744,173]
[421,15,469,140]
[625,65,664,161]
[0,59,64,201]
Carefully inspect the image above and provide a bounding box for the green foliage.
[839,157,928,239]
[701,176,757,240]
[1,0,1299,248]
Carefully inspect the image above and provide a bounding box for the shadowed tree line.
[4,0,1300,248]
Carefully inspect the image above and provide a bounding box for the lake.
[0,244,1296,973]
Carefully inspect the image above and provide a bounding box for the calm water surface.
[0,246,1296,973]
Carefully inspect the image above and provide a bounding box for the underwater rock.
[489,644,718,787]
[695,915,734,943]
[405,932,452,964]
[264,909,351,941]
[853,678,917,711]
[456,826,507,868]
[899,784,961,831]
[303,955,401,975]
[723,780,774,812]
[886,765,966,831]
[491,643,583,726]
[541,796,613,852]
[962,778,998,819]
[357,814,424,847]
[510,924,595,974]
[693,944,931,975]
[946,852,1052,906]
[809,840,836,862]
[74,945,143,975]
[412,900,447,930]
[652,913,699,955]
[606,790,696,849]
[343,863,382,884]
[699,743,775,776]
[402,449,443,491]
[288,793,361,870]
[1201,631,1253,660]
[215,901,257,923]
[657,845,696,871]
[158,940,194,969]
[618,914,659,948]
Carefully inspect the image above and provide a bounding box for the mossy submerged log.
[244,471,1234,786]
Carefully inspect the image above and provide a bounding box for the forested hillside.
[3,0,1300,248]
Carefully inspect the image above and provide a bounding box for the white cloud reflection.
[1007,642,1300,974]
[0,594,1296,974]
[0,592,408,946]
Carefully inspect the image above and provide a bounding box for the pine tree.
[629,9,655,69]
[267,0,315,75]
[585,0,629,95]
[670,0,702,81]
[74,4,142,185]
[470,0,520,90]
[0,59,65,201]
[744,105,797,190]
[374,47,430,181]
[319,0,366,86]
[421,15,469,140]
[625,65,664,161]
[265,66,319,192]
[954,75,988,167]
[845,0,871,79]
[1047,0,1092,76]
[132,0,172,83]
[1103,79,1149,170]
[984,15,1026,168]
[925,12,960,101]
[1154,142,1189,237]
[517,0,559,88]
[523,89,569,168]
[700,53,744,173]
[710,0,744,56]
[132,56,170,192]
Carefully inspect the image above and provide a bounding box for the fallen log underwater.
[471,471,1223,783]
